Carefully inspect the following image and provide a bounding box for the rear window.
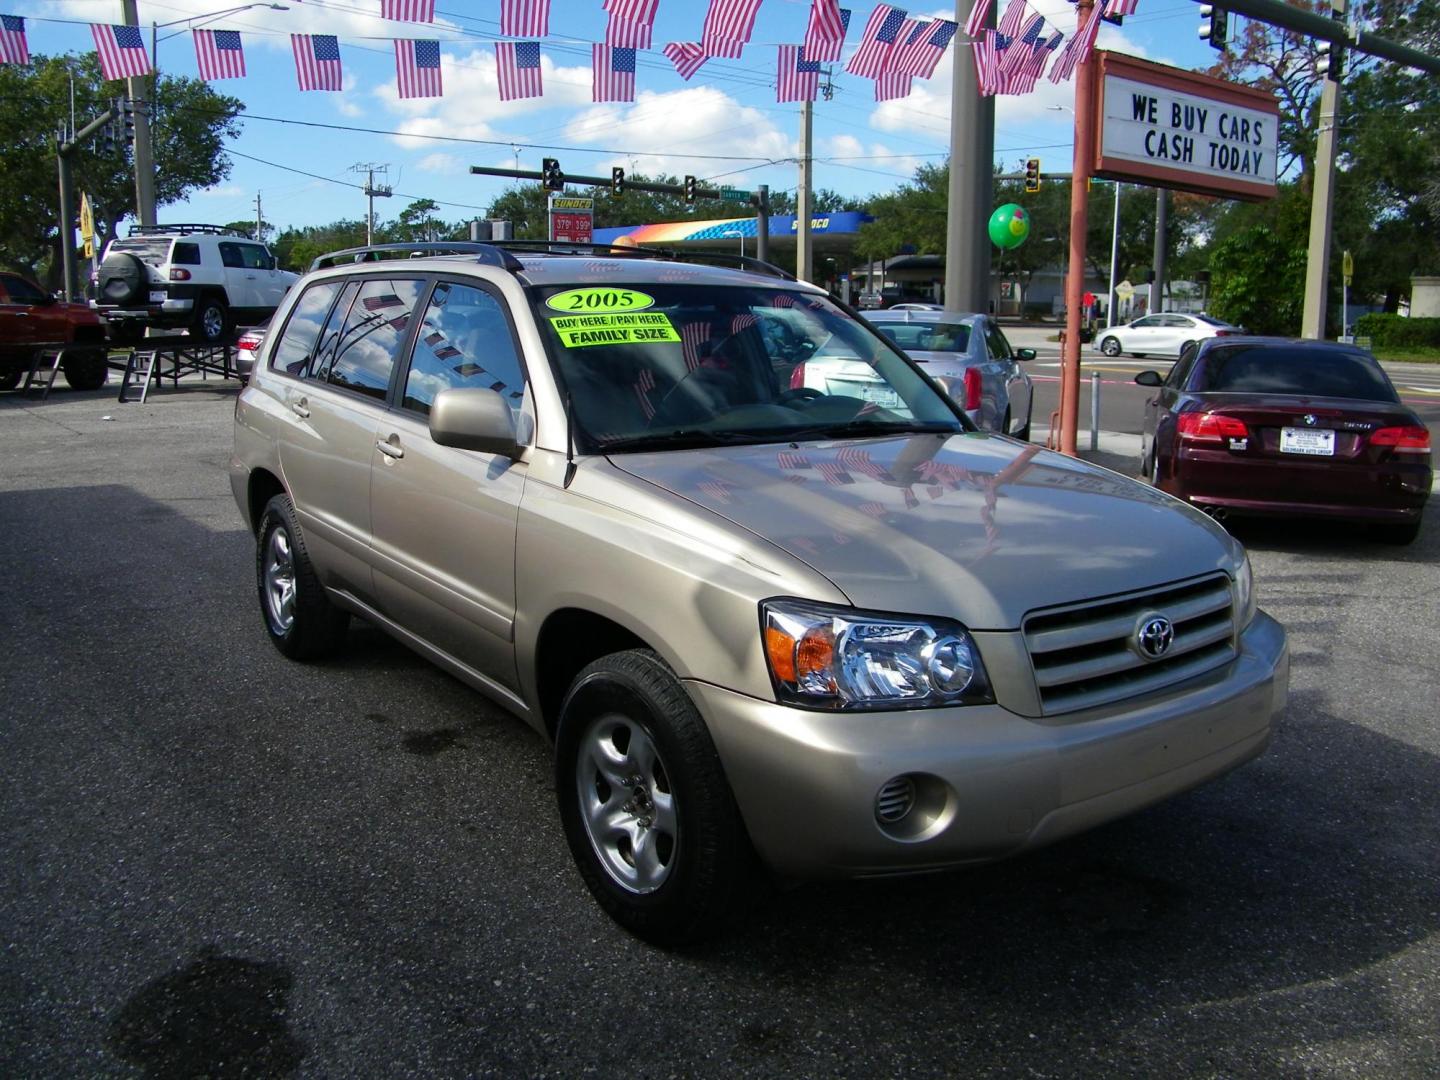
[110,238,172,265]
[1197,345,1399,402]
[171,242,202,265]
[871,321,972,353]
[1194,314,1231,327]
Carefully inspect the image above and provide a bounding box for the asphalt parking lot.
[2,378,1437,1078]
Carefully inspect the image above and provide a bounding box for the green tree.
[0,52,243,284]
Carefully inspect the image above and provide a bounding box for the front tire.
[1375,520,1422,545]
[62,349,108,390]
[255,494,348,660]
[1099,336,1121,357]
[556,649,759,946]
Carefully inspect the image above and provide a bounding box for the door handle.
[290,398,310,418]
[376,436,404,460]
[245,274,257,279]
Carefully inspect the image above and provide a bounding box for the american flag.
[996,0,1028,38]
[500,0,549,37]
[381,0,434,21]
[193,29,245,80]
[890,18,956,78]
[803,1,849,62]
[495,41,542,100]
[845,5,907,79]
[1049,6,1100,84]
[1105,0,1140,16]
[1011,32,1060,93]
[777,45,821,102]
[963,0,993,39]
[663,41,707,80]
[1,15,30,65]
[971,29,1000,95]
[395,38,442,98]
[604,0,658,48]
[1000,13,1044,79]
[592,44,636,102]
[291,34,341,91]
[91,24,151,81]
[701,0,763,57]
[874,71,912,100]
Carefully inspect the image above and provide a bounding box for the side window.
[1,274,46,304]
[239,244,270,270]
[326,278,423,401]
[402,281,526,416]
[983,323,1011,360]
[1167,346,1198,389]
[269,281,343,377]
[218,243,245,269]
[1163,315,1192,328]
[171,242,202,265]
[1132,316,1161,329]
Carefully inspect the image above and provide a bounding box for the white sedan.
[1096,313,1241,359]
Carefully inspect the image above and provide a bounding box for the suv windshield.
[530,284,967,452]
[1198,345,1399,401]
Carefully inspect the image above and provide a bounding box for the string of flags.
[0,1,1130,106]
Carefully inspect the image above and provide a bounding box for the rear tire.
[62,349,108,391]
[0,369,21,391]
[555,649,760,946]
[193,296,230,343]
[255,494,348,660]
[1376,520,1422,545]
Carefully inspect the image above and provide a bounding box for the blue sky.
[23,1,1222,231]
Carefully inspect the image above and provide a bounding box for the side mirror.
[1134,370,1164,387]
[429,387,521,458]
[39,292,58,306]
[1014,347,1036,361]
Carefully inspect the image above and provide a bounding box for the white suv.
[94,224,298,343]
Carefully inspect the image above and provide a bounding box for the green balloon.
[988,203,1031,250]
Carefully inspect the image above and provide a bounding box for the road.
[2,377,1437,1078]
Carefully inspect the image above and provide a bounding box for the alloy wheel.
[263,526,296,635]
[575,713,678,894]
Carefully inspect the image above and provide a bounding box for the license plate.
[148,290,166,303]
[1280,427,1335,455]
[860,386,900,408]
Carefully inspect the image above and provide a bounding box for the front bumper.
[689,610,1288,879]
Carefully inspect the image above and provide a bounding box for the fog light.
[875,776,916,823]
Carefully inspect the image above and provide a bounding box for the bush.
[1354,313,1440,347]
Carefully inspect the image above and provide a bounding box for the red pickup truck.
[0,271,109,391]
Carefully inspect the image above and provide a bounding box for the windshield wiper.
[598,429,776,453]
[780,420,962,442]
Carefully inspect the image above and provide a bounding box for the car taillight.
[1213,329,1236,336]
[237,335,260,352]
[1177,411,1249,442]
[963,368,981,411]
[169,268,190,281]
[1370,425,1431,453]
[789,362,807,390]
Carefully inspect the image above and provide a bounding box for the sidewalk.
[1030,428,1143,476]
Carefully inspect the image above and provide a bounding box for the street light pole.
[1108,181,1121,327]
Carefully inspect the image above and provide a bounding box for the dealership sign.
[1091,52,1279,201]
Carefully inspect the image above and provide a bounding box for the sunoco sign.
[1091,52,1279,202]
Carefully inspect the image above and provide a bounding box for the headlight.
[1232,552,1256,629]
[761,599,993,710]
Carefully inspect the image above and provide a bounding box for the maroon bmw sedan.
[1136,338,1432,544]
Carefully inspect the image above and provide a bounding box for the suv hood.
[610,433,1237,630]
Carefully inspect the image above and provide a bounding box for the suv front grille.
[1023,574,1236,715]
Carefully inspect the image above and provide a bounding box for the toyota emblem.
[1135,615,1175,660]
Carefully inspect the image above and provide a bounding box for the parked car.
[235,322,267,380]
[0,271,109,391]
[93,224,297,344]
[889,302,944,311]
[231,241,1287,944]
[793,309,1035,439]
[1137,338,1431,543]
[1098,313,1240,359]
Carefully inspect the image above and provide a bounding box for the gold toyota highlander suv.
[230,242,1289,944]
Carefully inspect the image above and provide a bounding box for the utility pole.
[352,163,392,246]
[1108,181,1121,327]
[796,101,814,283]
[755,183,770,264]
[1151,188,1167,315]
[945,0,995,311]
[1060,0,1099,457]
[57,106,123,300]
[120,0,156,226]
[254,192,263,241]
[1302,0,1345,339]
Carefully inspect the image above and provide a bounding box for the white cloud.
[416,152,463,174]
[195,184,246,198]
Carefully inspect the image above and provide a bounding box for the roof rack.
[492,240,797,283]
[309,242,525,272]
[128,223,250,237]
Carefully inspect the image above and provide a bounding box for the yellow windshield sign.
[550,312,680,348]
[545,287,655,314]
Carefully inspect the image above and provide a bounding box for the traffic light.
[1024,158,1041,194]
[541,157,563,191]
[683,175,697,204]
[120,97,137,143]
[1198,5,1228,50]
[1316,39,1344,81]
[99,120,116,156]
[611,166,624,195]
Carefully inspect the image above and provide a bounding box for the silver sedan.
[862,310,1036,439]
